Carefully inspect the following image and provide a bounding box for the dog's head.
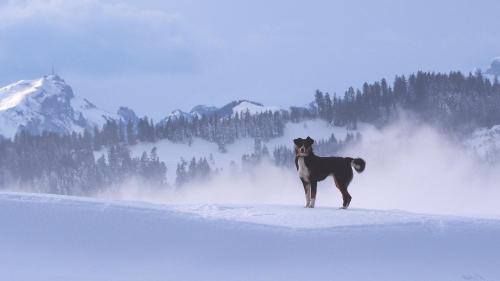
[293,136,314,157]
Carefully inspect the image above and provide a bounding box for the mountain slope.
[0,75,117,137]
[217,100,280,116]
[1,192,500,281]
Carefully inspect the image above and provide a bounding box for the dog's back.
[308,156,353,182]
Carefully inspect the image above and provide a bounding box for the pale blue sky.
[1,0,499,118]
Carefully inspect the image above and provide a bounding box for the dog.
[294,136,365,208]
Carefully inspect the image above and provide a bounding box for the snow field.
[1,192,500,281]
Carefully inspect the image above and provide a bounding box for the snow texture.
[1,192,499,281]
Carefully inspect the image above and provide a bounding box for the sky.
[0,0,499,119]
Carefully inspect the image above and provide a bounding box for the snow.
[232,100,280,115]
[0,75,67,112]
[0,79,43,111]
[164,109,192,121]
[171,204,452,229]
[1,191,500,281]
[70,96,118,127]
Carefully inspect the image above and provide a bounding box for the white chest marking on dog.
[298,157,310,182]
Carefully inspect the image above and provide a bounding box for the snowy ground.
[1,192,500,281]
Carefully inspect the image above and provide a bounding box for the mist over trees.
[0,132,166,195]
[175,157,213,187]
[0,71,499,194]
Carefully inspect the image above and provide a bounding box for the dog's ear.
[305,136,314,146]
[293,138,303,146]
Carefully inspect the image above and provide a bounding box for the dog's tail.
[350,157,366,173]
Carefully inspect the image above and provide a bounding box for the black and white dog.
[294,136,365,208]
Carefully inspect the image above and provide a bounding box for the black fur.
[294,136,365,209]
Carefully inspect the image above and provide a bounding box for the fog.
[342,119,500,217]
[101,117,500,218]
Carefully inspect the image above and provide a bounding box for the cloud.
[0,0,173,26]
[1,0,499,117]
[0,0,199,78]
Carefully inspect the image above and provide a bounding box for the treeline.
[0,131,166,195]
[93,70,500,152]
[313,71,500,131]
[93,110,286,153]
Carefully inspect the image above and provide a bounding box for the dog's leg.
[301,179,311,207]
[334,175,352,209]
[305,183,311,208]
[341,191,352,209]
[309,181,317,208]
[333,175,343,208]
[340,178,353,209]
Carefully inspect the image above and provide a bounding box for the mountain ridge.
[160,99,281,123]
[0,75,118,137]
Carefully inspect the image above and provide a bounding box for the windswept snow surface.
[1,192,500,281]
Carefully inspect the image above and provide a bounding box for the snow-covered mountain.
[164,109,195,121]
[217,100,280,116]
[0,75,118,137]
[1,192,500,281]
[161,100,281,123]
